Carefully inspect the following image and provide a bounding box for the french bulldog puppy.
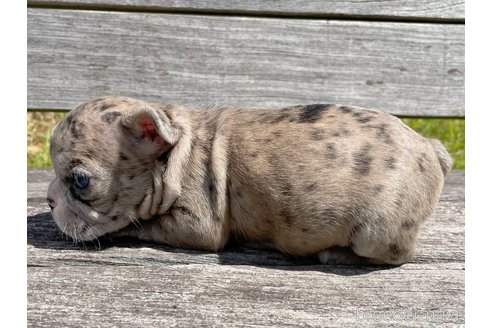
[47,96,452,265]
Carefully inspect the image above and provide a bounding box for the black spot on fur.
[331,126,350,138]
[70,159,82,167]
[298,104,331,123]
[83,149,96,159]
[385,157,397,170]
[306,183,317,192]
[311,129,324,140]
[374,184,384,194]
[128,174,135,180]
[98,103,117,111]
[273,131,283,138]
[119,152,129,161]
[111,216,118,221]
[270,111,290,124]
[373,123,393,144]
[302,228,309,233]
[389,243,401,256]
[356,116,375,124]
[326,143,338,161]
[395,192,405,206]
[402,221,415,230]
[70,120,86,139]
[65,115,73,126]
[281,182,293,197]
[101,111,122,124]
[376,124,389,137]
[339,106,353,114]
[353,144,373,176]
[417,154,427,173]
[362,123,393,144]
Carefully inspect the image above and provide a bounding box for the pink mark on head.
[140,119,159,141]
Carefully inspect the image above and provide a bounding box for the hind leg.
[348,222,418,265]
[318,223,418,266]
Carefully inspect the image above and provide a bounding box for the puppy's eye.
[73,172,90,190]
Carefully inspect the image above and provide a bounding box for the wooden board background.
[28,0,465,21]
[28,3,465,325]
[28,169,464,327]
[27,8,464,116]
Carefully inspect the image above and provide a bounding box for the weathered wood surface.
[28,169,464,327]
[28,0,465,21]
[27,9,464,117]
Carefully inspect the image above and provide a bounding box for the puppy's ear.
[121,107,179,158]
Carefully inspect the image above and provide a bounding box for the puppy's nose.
[47,197,56,210]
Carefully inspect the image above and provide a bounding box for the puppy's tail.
[429,139,453,177]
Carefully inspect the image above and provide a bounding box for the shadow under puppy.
[47,97,452,265]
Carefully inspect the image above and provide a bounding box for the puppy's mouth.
[48,178,139,245]
[49,194,117,243]
[51,198,139,245]
[53,210,106,243]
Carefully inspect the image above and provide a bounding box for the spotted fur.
[48,96,452,265]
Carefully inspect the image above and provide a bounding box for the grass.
[27,111,66,168]
[402,118,465,170]
[27,112,465,170]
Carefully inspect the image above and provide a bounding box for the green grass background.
[27,112,464,170]
[27,112,66,168]
[402,118,464,170]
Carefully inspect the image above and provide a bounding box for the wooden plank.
[28,0,465,21]
[27,170,464,326]
[28,264,464,327]
[27,9,464,117]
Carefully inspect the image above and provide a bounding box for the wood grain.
[27,9,464,117]
[28,170,464,327]
[28,0,465,21]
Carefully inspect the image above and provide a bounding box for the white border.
[466,1,491,326]
[1,1,27,326]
